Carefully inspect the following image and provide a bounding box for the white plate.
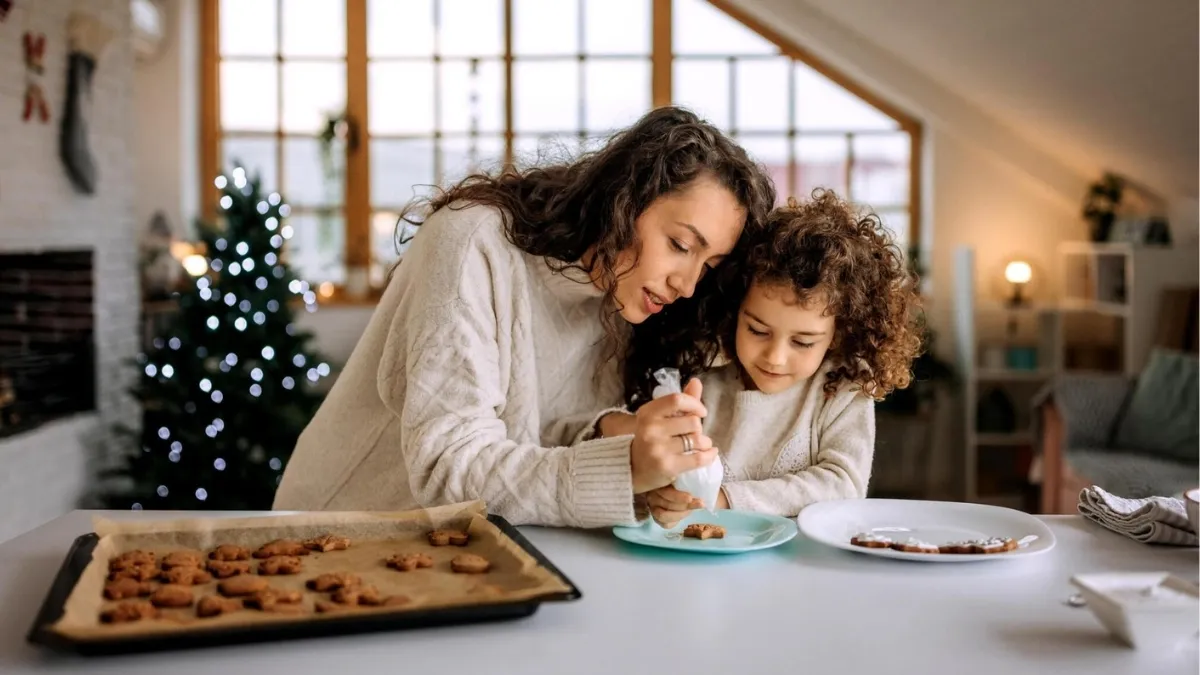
[797,498,1056,562]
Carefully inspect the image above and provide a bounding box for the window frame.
[200,0,922,304]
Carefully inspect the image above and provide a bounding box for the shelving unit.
[1056,241,1197,375]
[953,247,1060,508]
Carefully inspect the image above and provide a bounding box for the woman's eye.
[792,340,815,349]
[748,326,767,337]
[670,238,689,253]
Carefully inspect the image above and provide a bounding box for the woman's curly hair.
[392,106,777,389]
[628,189,923,405]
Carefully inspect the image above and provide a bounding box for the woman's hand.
[629,378,717,494]
[645,485,703,528]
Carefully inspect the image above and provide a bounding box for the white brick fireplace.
[0,0,137,543]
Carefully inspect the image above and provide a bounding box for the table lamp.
[1004,260,1032,307]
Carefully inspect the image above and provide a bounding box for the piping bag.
[650,368,724,514]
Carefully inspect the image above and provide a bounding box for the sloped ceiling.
[793,0,1198,198]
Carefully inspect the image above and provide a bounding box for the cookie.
[427,529,469,547]
[253,539,309,558]
[889,537,940,554]
[109,550,155,570]
[682,524,726,540]
[218,574,270,597]
[332,585,384,606]
[161,550,204,569]
[258,556,304,575]
[450,553,491,574]
[304,534,351,552]
[196,595,243,618]
[850,533,894,549]
[208,544,250,561]
[150,584,195,608]
[315,600,346,614]
[385,553,433,572]
[306,572,362,592]
[970,537,1018,554]
[108,563,159,582]
[937,540,975,554]
[161,566,213,585]
[244,588,303,611]
[207,559,252,578]
[100,600,159,623]
[103,578,156,600]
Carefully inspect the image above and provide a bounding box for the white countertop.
[0,510,1196,674]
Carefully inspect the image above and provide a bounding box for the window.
[201,0,920,301]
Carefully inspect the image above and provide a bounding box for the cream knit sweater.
[273,204,637,527]
[700,360,875,517]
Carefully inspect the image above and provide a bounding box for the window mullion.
[503,0,514,167]
[344,0,371,296]
[652,0,671,107]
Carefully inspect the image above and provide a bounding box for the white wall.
[0,0,137,543]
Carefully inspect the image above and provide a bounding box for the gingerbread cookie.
[682,524,726,540]
[386,553,433,572]
[101,600,159,623]
[244,588,303,611]
[253,539,309,558]
[218,574,270,597]
[332,584,384,606]
[109,550,155,570]
[103,578,156,600]
[304,534,351,552]
[196,595,243,618]
[450,553,491,574]
[850,532,894,549]
[207,559,251,578]
[306,572,362,592]
[427,529,469,547]
[315,600,346,614]
[209,544,250,561]
[970,537,1018,554]
[161,566,213,585]
[161,550,205,569]
[150,584,195,608]
[258,556,304,575]
[937,540,975,554]
[889,538,940,554]
[108,563,159,583]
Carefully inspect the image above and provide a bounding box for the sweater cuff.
[570,434,637,527]
[571,406,631,445]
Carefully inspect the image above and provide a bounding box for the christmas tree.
[102,166,331,510]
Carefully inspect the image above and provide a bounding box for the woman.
[273,106,776,527]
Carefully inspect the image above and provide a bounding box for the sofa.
[1033,348,1199,514]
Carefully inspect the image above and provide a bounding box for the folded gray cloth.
[1078,485,1199,546]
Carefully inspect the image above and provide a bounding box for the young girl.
[620,189,923,523]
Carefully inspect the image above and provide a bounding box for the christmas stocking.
[60,12,113,194]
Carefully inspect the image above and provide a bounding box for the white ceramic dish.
[1070,572,1200,650]
[797,498,1056,562]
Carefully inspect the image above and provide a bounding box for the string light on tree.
[104,166,331,511]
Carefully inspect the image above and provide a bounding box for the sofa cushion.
[1068,448,1196,499]
[1112,348,1199,463]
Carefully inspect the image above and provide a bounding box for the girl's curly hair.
[628,189,923,405]
[391,106,777,388]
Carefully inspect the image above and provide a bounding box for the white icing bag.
[650,368,723,512]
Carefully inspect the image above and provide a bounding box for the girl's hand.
[646,485,703,528]
[629,378,716,494]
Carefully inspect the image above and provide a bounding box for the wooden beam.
[908,124,923,250]
[703,0,919,130]
[345,0,370,285]
[199,0,221,224]
[652,0,672,107]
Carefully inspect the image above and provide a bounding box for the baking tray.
[26,514,582,656]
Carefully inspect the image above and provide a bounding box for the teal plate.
[612,509,798,554]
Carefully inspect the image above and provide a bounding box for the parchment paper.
[49,500,573,641]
